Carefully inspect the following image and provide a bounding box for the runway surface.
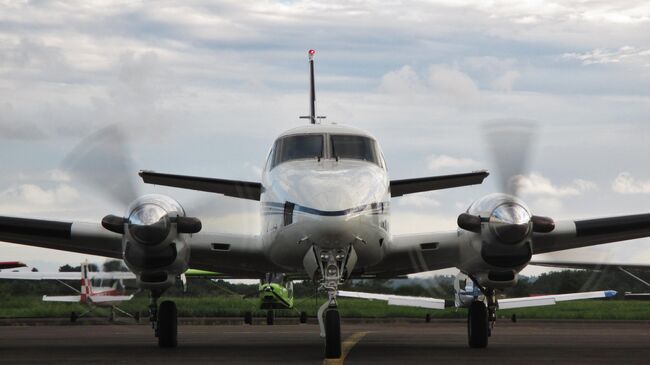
[0,320,648,364]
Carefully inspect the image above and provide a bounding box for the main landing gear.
[149,292,178,348]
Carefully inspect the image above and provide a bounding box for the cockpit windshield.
[331,135,379,166]
[271,134,323,168]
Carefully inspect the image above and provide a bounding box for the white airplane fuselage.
[259,124,391,272]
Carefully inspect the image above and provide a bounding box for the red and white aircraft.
[0,261,135,321]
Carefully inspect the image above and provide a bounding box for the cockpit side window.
[271,134,324,169]
[330,135,380,166]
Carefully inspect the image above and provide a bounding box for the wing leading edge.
[139,170,262,200]
[390,171,489,197]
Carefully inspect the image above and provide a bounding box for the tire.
[467,301,488,348]
[158,301,178,348]
[299,311,308,324]
[324,309,341,359]
[425,313,431,323]
[266,310,274,325]
[134,311,140,323]
[70,311,78,323]
[244,311,253,325]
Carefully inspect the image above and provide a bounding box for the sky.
[0,0,649,275]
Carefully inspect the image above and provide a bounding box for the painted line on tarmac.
[323,331,369,365]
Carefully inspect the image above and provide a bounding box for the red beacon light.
[308,49,316,60]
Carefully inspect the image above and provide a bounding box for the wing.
[390,171,489,197]
[338,290,446,309]
[0,216,122,258]
[184,231,280,278]
[90,295,133,303]
[368,212,650,278]
[533,213,650,254]
[365,231,462,277]
[139,170,261,200]
[42,295,81,302]
[498,290,617,309]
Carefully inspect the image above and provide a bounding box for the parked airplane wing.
[390,171,489,197]
[42,295,81,302]
[139,170,262,200]
[337,290,446,309]
[532,213,650,254]
[0,216,122,259]
[90,294,134,303]
[498,290,617,310]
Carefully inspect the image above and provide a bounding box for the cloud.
[612,172,650,194]
[397,193,441,209]
[378,65,423,94]
[427,154,478,171]
[563,46,650,65]
[427,65,479,98]
[0,183,80,212]
[514,173,597,197]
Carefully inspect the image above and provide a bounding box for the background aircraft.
[0,261,135,321]
[0,50,649,359]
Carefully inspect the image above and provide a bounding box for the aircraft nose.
[281,169,387,213]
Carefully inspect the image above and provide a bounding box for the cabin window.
[271,134,324,169]
[330,135,379,166]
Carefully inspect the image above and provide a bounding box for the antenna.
[300,49,326,124]
[309,49,316,124]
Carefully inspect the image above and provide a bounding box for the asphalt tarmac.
[0,320,648,364]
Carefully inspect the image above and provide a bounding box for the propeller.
[61,124,204,242]
[457,119,554,240]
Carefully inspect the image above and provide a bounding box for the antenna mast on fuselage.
[300,49,325,124]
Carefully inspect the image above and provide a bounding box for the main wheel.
[467,301,488,348]
[158,300,178,348]
[266,310,274,325]
[244,311,253,325]
[324,308,341,359]
[70,311,78,323]
[299,311,308,324]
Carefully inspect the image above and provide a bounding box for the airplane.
[0,261,135,322]
[1,49,649,358]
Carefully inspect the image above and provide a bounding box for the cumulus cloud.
[378,65,424,94]
[514,173,597,197]
[563,46,650,65]
[612,172,650,194]
[0,184,79,212]
[427,65,479,98]
[427,154,478,171]
[397,193,441,209]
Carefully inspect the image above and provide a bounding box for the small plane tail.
[80,260,93,302]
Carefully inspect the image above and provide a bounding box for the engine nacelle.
[456,194,534,287]
[102,194,201,291]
